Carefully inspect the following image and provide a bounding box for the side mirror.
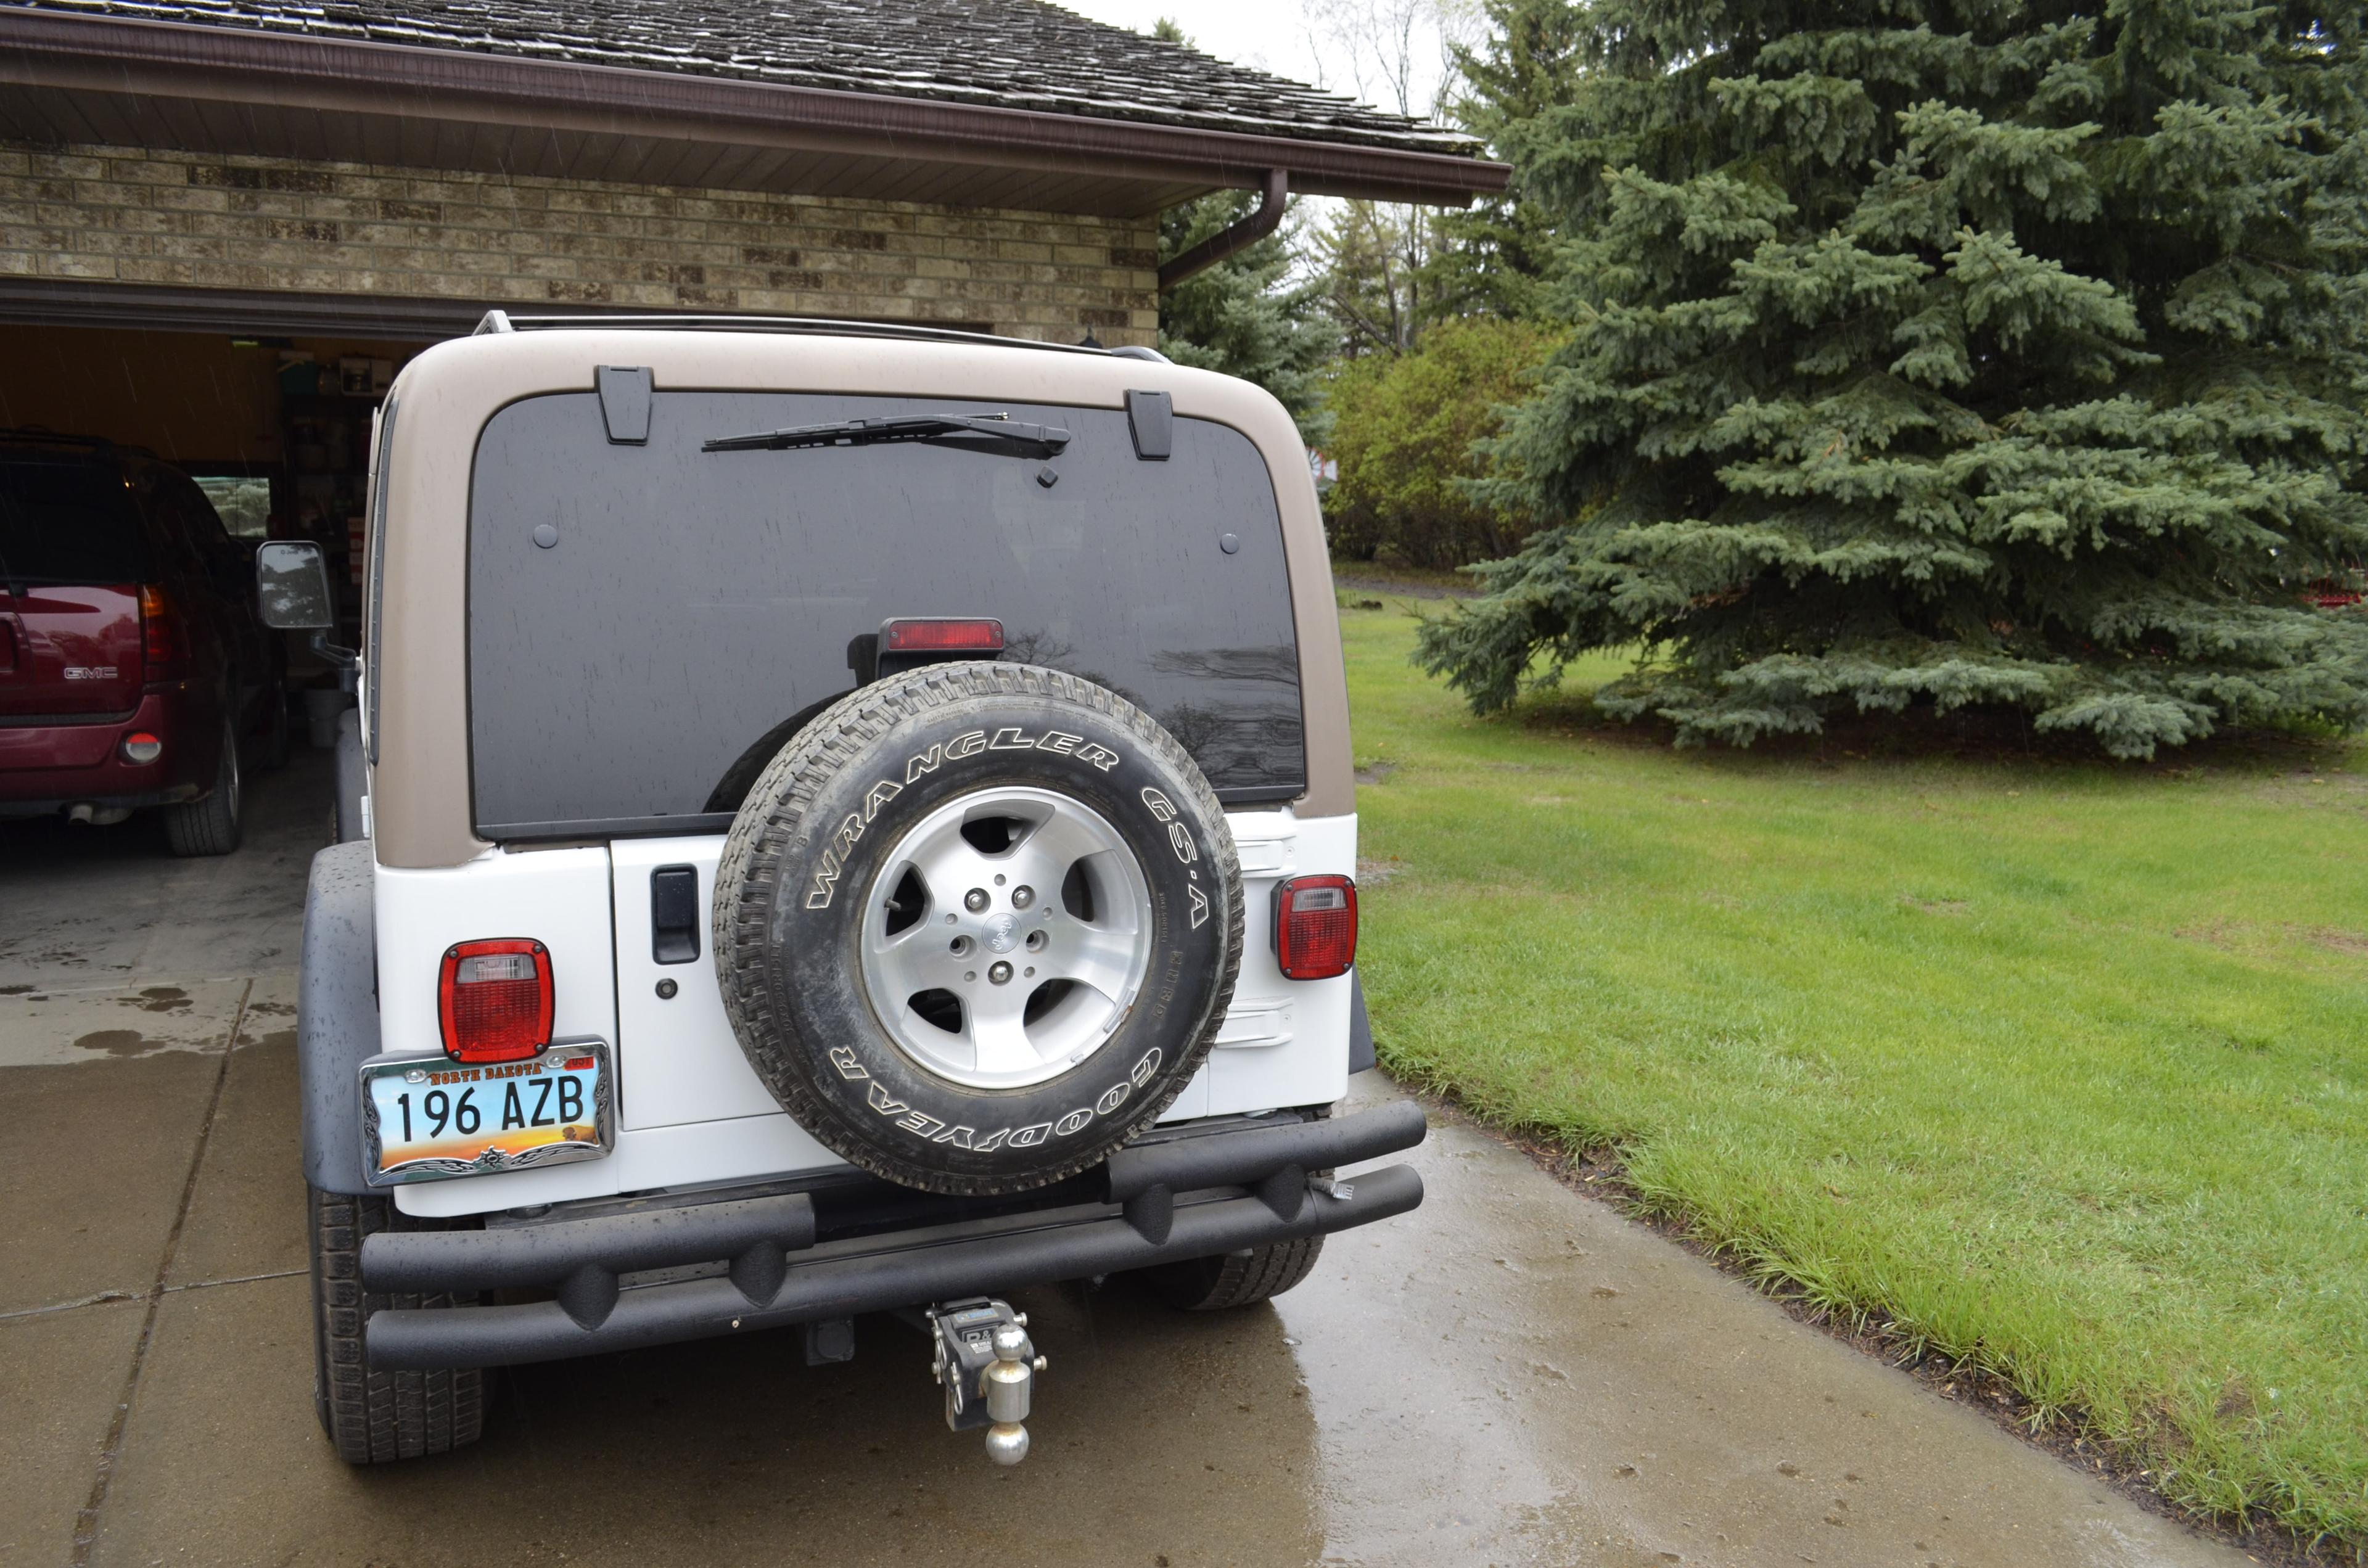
[255,541,336,631]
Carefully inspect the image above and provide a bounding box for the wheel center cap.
[983,913,1022,954]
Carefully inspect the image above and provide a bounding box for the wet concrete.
[1,751,2256,1567]
[0,749,320,988]
[0,1297,145,1562]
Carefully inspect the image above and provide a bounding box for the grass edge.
[1378,1053,2368,1568]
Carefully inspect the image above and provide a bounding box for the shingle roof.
[7,0,1479,155]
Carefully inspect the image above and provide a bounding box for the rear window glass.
[0,456,152,585]
[467,391,1305,838]
[192,475,272,538]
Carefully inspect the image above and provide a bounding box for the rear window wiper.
[701,412,1070,459]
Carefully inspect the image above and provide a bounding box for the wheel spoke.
[1011,808,1111,888]
[868,920,943,1004]
[965,990,1041,1078]
[905,832,1000,903]
[1045,924,1141,1002]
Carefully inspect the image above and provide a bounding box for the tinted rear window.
[467,391,1304,837]
[0,456,151,585]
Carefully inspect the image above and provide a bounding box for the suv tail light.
[882,617,1005,654]
[1274,875,1357,980]
[138,584,187,676]
[437,939,554,1063]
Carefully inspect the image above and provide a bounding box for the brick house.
[0,0,1502,565]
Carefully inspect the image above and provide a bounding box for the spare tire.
[715,663,1244,1194]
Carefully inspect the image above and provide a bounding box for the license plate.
[361,1041,614,1186]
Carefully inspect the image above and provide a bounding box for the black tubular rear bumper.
[363,1101,1427,1370]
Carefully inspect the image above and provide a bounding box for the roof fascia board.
[0,9,1510,205]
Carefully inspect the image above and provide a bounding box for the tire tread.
[1150,1236,1326,1311]
[308,1185,485,1464]
[163,719,242,856]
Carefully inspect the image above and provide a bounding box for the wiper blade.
[701,412,1070,458]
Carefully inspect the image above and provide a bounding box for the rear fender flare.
[300,840,382,1194]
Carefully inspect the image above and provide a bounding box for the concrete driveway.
[1,759,2255,1567]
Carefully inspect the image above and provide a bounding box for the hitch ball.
[927,1297,1046,1465]
[982,1322,1035,1466]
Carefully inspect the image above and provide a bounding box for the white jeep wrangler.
[259,315,1426,1466]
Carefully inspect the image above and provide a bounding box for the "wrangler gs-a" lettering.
[805,731,1125,908]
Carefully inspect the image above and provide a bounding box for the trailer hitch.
[927,1297,1045,1465]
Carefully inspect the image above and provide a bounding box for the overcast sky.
[1053,0,1322,83]
[1051,0,1465,123]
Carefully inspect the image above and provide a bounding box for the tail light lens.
[882,617,1005,654]
[138,585,187,675]
[1274,874,1357,980]
[120,732,163,765]
[437,939,554,1063]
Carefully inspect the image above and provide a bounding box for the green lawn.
[1341,597,2368,1548]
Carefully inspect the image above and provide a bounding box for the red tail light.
[437,939,555,1063]
[882,617,1005,654]
[138,584,187,675]
[1274,875,1357,980]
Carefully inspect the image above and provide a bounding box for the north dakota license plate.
[361,1042,613,1186]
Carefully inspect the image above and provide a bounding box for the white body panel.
[374,850,618,1061]
[1209,810,1357,1115]
[394,808,1355,1217]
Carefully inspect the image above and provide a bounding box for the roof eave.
[0,7,1511,207]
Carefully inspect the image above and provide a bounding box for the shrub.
[1323,319,1563,569]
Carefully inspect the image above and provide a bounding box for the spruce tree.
[1428,0,1589,321]
[1418,0,2368,756]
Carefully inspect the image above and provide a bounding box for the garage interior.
[1,320,426,719]
[1,322,419,587]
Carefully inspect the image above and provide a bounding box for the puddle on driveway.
[0,979,250,1069]
[73,1028,166,1058]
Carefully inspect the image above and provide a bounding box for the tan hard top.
[369,326,1352,869]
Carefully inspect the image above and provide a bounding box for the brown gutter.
[1158,170,1289,290]
[0,9,1510,206]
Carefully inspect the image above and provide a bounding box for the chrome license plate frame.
[360,1039,614,1187]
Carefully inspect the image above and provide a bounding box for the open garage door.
[0,315,429,594]
[1,313,428,813]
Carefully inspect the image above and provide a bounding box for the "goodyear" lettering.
[850,1048,1165,1147]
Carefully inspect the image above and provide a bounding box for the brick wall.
[0,142,1162,345]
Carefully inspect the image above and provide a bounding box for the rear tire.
[1146,1236,1325,1311]
[307,1185,486,1463]
[162,718,242,856]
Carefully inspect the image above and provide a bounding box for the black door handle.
[651,865,701,964]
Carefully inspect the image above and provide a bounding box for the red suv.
[0,432,289,855]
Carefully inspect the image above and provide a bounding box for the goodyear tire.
[715,663,1244,1194]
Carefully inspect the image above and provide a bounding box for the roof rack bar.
[479,314,1120,356]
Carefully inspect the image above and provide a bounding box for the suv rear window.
[467,391,1305,839]
[0,455,152,586]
